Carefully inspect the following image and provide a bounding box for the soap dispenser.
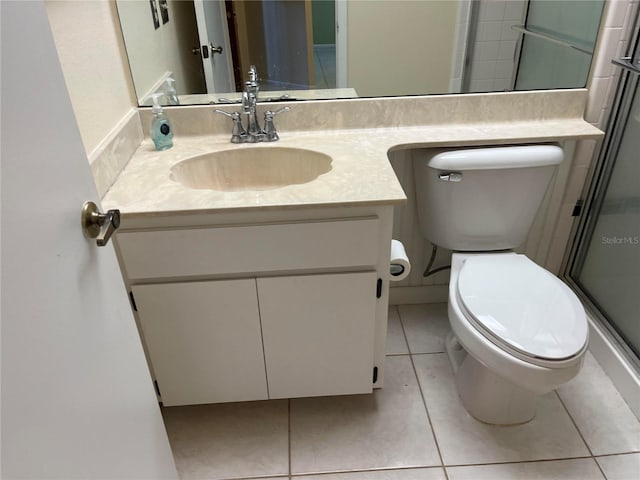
[150,93,174,151]
[165,77,179,105]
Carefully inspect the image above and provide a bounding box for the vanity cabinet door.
[257,272,377,399]
[132,279,268,406]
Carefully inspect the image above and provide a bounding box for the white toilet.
[413,145,588,425]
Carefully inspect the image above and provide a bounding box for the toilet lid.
[456,255,587,361]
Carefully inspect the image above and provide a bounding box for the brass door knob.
[81,201,120,247]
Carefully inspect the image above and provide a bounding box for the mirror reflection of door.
[226,0,323,92]
[194,0,234,93]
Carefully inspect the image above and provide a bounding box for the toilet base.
[455,352,537,425]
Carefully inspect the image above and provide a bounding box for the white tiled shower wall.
[449,0,472,92]
[466,0,527,92]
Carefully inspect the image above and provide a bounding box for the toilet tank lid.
[427,145,563,171]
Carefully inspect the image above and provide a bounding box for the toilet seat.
[455,254,588,367]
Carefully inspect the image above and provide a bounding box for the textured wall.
[45,0,136,156]
[347,1,458,96]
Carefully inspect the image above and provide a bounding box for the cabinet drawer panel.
[118,218,379,279]
[258,272,377,399]
[133,279,268,406]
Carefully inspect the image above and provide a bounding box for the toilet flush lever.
[81,201,121,247]
[439,172,463,182]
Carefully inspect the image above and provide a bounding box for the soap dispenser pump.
[165,77,179,105]
[150,93,174,151]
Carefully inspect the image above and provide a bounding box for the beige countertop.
[101,90,603,221]
[102,117,602,219]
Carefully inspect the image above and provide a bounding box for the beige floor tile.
[398,304,449,354]
[290,355,441,474]
[386,306,409,355]
[447,458,604,480]
[162,400,289,480]
[557,353,640,455]
[596,453,640,480]
[297,467,446,479]
[413,353,590,465]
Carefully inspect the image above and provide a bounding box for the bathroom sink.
[170,147,333,191]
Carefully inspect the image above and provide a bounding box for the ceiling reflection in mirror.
[116,0,604,106]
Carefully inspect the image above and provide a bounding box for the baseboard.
[389,285,448,305]
[587,313,640,420]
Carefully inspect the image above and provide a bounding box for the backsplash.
[137,89,590,138]
[90,109,143,198]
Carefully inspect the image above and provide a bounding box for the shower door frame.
[563,11,640,371]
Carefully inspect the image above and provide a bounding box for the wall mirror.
[116,0,605,106]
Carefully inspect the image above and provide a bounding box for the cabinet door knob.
[81,201,121,247]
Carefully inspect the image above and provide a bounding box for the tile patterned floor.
[162,304,640,480]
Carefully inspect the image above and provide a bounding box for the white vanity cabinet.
[116,207,393,406]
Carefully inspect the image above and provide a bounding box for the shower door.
[515,0,604,90]
[568,30,640,362]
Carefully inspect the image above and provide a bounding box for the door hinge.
[129,291,137,311]
[372,366,378,383]
[572,199,584,217]
[376,278,382,298]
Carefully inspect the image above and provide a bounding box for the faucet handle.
[216,97,241,104]
[265,106,291,116]
[264,106,291,121]
[215,109,239,119]
[263,106,291,141]
[214,109,247,143]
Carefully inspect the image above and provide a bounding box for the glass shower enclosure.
[567,16,640,365]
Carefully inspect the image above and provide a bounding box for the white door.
[1,2,178,478]
[194,0,234,93]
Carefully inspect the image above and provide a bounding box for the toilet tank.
[413,145,563,251]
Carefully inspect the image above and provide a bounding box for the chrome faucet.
[243,66,262,139]
[215,66,289,143]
